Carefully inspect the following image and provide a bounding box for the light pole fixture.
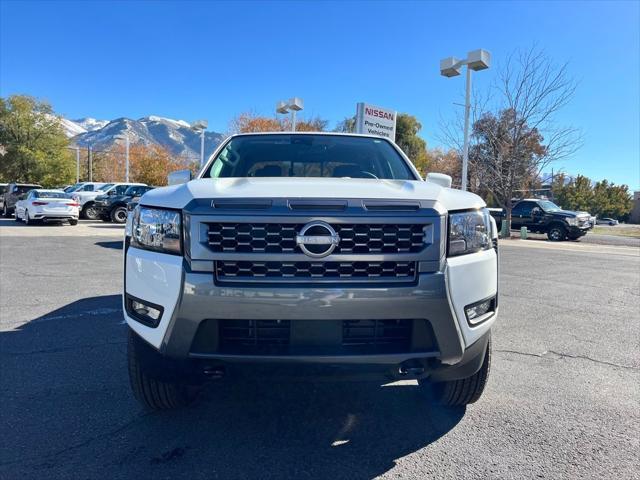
[191,120,208,167]
[440,49,491,191]
[115,134,130,182]
[66,146,81,182]
[275,97,304,131]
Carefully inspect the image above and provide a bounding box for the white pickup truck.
[124,133,499,410]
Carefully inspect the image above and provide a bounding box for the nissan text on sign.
[355,102,397,142]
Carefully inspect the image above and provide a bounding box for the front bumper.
[124,245,498,370]
[567,225,591,236]
[93,203,111,215]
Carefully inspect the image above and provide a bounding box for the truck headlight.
[448,208,492,257]
[566,217,578,226]
[130,206,182,255]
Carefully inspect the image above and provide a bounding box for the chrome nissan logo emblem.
[296,221,340,258]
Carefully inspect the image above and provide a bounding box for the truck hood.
[551,209,590,218]
[140,177,485,213]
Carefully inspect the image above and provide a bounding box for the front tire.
[69,219,78,226]
[420,337,491,407]
[111,206,128,224]
[547,225,566,242]
[82,202,99,220]
[24,210,31,225]
[127,330,196,410]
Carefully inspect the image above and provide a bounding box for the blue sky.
[1,0,638,189]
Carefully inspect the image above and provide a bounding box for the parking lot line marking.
[500,240,640,257]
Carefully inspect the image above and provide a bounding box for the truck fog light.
[125,294,163,327]
[465,297,496,325]
[132,300,161,320]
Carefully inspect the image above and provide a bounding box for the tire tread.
[424,336,492,407]
[127,330,194,410]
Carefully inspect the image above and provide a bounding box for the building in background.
[629,192,640,224]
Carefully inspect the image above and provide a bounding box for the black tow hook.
[399,363,425,376]
[202,365,226,379]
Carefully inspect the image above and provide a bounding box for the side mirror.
[531,207,542,217]
[425,173,452,188]
[168,169,192,186]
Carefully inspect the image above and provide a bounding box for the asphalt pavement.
[0,226,638,479]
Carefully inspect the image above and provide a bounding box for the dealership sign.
[355,102,397,142]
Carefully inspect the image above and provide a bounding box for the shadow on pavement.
[0,295,465,479]
[95,240,124,250]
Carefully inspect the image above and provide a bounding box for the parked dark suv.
[95,185,155,223]
[491,199,593,241]
[2,183,43,217]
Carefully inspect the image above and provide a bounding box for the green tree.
[0,95,74,186]
[395,114,429,174]
[592,180,633,219]
[334,117,355,133]
[559,175,594,212]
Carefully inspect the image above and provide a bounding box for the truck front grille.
[215,319,413,355]
[219,320,290,355]
[342,319,412,353]
[216,260,416,282]
[207,223,426,254]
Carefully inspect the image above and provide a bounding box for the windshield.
[538,200,562,212]
[203,134,417,180]
[99,183,115,191]
[34,191,69,199]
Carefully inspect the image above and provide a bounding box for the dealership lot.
[0,226,638,479]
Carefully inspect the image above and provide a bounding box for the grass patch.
[591,226,640,238]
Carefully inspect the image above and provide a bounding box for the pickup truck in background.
[489,199,594,241]
[72,182,146,220]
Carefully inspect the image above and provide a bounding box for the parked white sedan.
[15,189,79,225]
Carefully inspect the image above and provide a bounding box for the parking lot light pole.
[440,49,491,191]
[276,98,303,131]
[115,134,131,182]
[76,146,80,183]
[191,120,208,167]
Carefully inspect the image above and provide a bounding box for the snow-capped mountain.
[59,117,89,137]
[73,117,109,132]
[56,117,109,138]
[66,115,225,161]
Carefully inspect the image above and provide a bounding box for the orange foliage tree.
[229,112,328,134]
[129,144,183,186]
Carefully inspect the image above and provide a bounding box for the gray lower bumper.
[159,267,465,365]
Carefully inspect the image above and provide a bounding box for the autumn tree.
[229,112,328,134]
[295,116,328,132]
[129,144,181,186]
[0,95,74,186]
[427,148,462,186]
